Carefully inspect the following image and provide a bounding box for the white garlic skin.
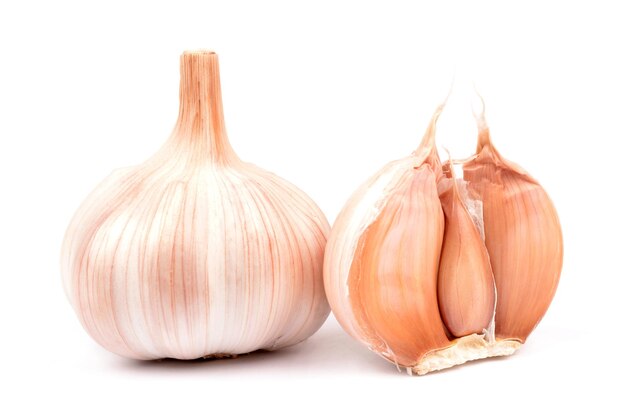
[61,51,330,359]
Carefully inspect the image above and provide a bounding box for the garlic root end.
[201,353,239,360]
[412,334,521,375]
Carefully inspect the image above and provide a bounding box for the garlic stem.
[170,50,237,164]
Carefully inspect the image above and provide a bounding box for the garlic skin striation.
[324,103,562,374]
[61,51,330,360]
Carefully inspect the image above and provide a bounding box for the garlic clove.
[326,108,451,367]
[349,164,450,367]
[437,163,496,338]
[62,51,330,359]
[463,111,563,342]
[322,156,420,342]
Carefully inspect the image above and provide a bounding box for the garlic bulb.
[61,51,330,360]
[324,102,562,375]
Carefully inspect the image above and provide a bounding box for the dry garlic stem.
[61,51,330,360]
[324,101,562,374]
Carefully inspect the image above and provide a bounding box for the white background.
[1,1,624,412]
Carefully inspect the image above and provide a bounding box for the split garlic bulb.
[324,102,563,375]
[61,51,330,359]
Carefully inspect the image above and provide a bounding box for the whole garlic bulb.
[324,102,563,375]
[61,51,330,359]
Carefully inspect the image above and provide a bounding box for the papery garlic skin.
[61,51,330,359]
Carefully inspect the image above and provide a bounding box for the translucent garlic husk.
[323,103,562,375]
[61,51,330,359]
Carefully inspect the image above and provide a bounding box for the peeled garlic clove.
[61,51,330,360]
[463,114,563,342]
[437,163,496,338]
